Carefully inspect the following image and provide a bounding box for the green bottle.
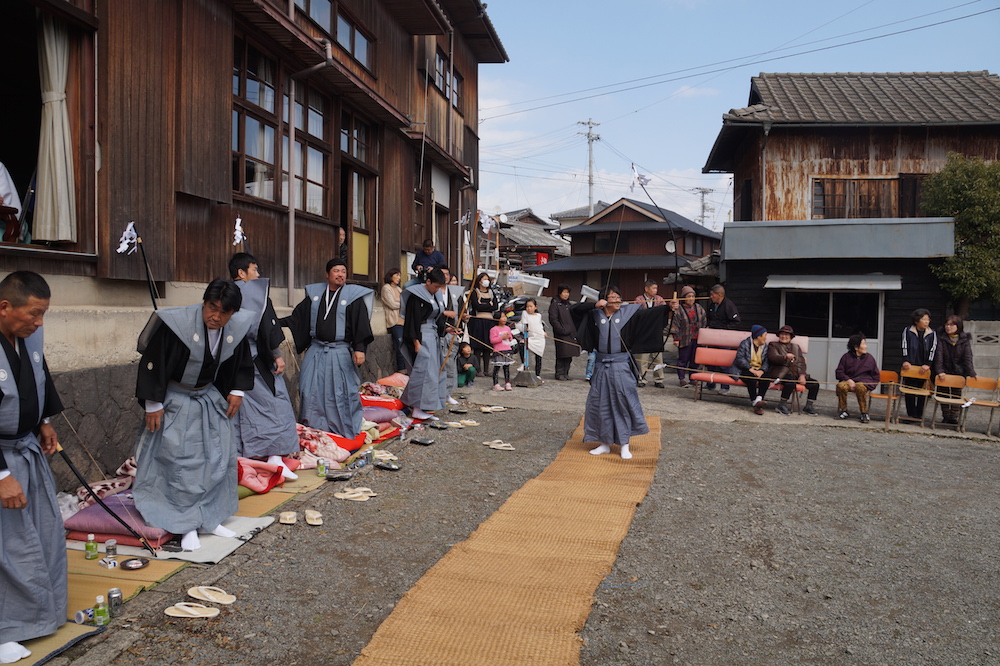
[84,534,99,560]
[94,595,110,626]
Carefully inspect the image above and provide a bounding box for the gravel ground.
[53,361,1000,666]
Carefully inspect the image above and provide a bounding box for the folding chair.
[960,376,999,437]
[868,370,900,432]
[929,374,966,431]
[892,366,932,426]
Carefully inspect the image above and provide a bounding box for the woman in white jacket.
[519,298,546,381]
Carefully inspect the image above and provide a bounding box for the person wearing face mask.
[571,285,670,460]
[133,279,255,551]
[467,272,498,376]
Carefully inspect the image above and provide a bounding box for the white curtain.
[35,13,77,242]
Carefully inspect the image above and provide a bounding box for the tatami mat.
[354,417,662,666]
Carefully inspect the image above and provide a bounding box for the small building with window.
[533,197,721,299]
[703,71,1000,382]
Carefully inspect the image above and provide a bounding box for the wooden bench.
[690,329,810,407]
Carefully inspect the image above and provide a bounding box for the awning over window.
[764,275,902,290]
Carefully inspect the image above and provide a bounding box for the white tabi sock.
[208,524,237,538]
[181,530,201,551]
[267,455,298,480]
[752,396,763,406]
[620,444,632,460]
[447,396,459,405]
[0,642,30,664]
[589,444,611,456]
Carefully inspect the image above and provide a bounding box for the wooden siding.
[176,0,233,203]
[723,258,949,341]
[735,126,1000,221]
[99,0,179,281]
[379,129,414,271]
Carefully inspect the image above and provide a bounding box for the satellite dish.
[664,240,676,253]
[499,214,508,224]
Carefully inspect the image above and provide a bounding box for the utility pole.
[692,187,715,227]
[578,119,600,217]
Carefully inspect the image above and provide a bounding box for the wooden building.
[703,71,1000,382]
[3,0,506,312]
[534,197,721,300]
[484,208,569,272]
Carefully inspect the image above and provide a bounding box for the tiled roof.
[549,201,612,221]
[497,221,571,256]
[725,71,1000,125]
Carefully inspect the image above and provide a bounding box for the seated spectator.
[932,315,975,425]
[734,324,770,415]
[835,333,880,424]
[456,341,479,387]
[767,325,819,416]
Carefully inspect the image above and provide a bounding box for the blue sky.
[476,0,999,230]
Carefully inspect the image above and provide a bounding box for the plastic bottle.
[84,534,99,560]
[93,595,110,626]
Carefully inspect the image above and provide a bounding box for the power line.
[481,6,998,121]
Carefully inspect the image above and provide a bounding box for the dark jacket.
[902,325,937,366]
[835,351,880,391]
[706,297,741,330]
[932,331,975,377]
[734,337,770,375]
[548,297,579,358]
[766,340,807,381]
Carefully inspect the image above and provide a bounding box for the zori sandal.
[334,491,370,502]
[304,510,324,526]
[375,460,401,471]
[445,421,465,428]
[165,602,220,618]
[373,451,398,461]
[278,511,297,525]
[459,420,480,426]
[343,487,377,497]
[187,586,236,605]
[488,442,515,451]
[482,440,504,447]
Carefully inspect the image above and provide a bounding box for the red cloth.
[67,530,173,550]
[237,458,285,494]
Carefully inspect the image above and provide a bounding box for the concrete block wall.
[966,321,1000,378]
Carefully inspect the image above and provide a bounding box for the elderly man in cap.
[733,324,771,415]
[767,325,820,416]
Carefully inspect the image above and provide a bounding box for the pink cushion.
[63,491,173,541]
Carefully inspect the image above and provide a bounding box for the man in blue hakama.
[400,268,450,420]
[573,286,670,460]
[281,259,374,438]
[134,280,255,551]
[229,253,299,480]
[0,272,66,664]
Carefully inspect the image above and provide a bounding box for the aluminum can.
[108,588,124,617]
[74,608,94,624]
[317,458,328,476]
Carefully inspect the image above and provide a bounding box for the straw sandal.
[445,421,465,428]
[482,440,505,447]
[187,586,236,605]
[373,451,398,461]
[278,511,297,525]
[165,602,220,618]
[344,487,377,497]
[334,491,370,502]
[459,420,479,426]
[304,510,323,526]
[487,441,515,451]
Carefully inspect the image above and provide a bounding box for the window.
[685,235,704,256]
[282,85,330,216]
[784,291,880,340]
[233,38,279,202]
[812,178,897,219]
[432,51,463,110]
[452,71,463,109]
[295,0,332,32]
[340,111,373,165]
[593,232,628,254]
[337,11,371,69]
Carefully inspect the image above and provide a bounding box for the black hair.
[599,285,621,300]
[458,341,472,354]
[644,279,658,288]
[228,252,258,280]
[326,258,347,273]
[942,315,964,334]
[383,268,401,284]
[525,297,537,307]
[0,271,50,307]
[556,283,570,294]
[422,238,435,248]
[847,333,866,352]
[492,310,507,321]
[203,279,242,313]
[911,308,931,324]
[425,268,447,285]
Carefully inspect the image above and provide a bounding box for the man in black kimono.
[134,279,254,551]
[280,259,374,438]
[0,271,66,663]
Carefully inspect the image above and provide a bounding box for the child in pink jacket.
[489,311,517,391]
